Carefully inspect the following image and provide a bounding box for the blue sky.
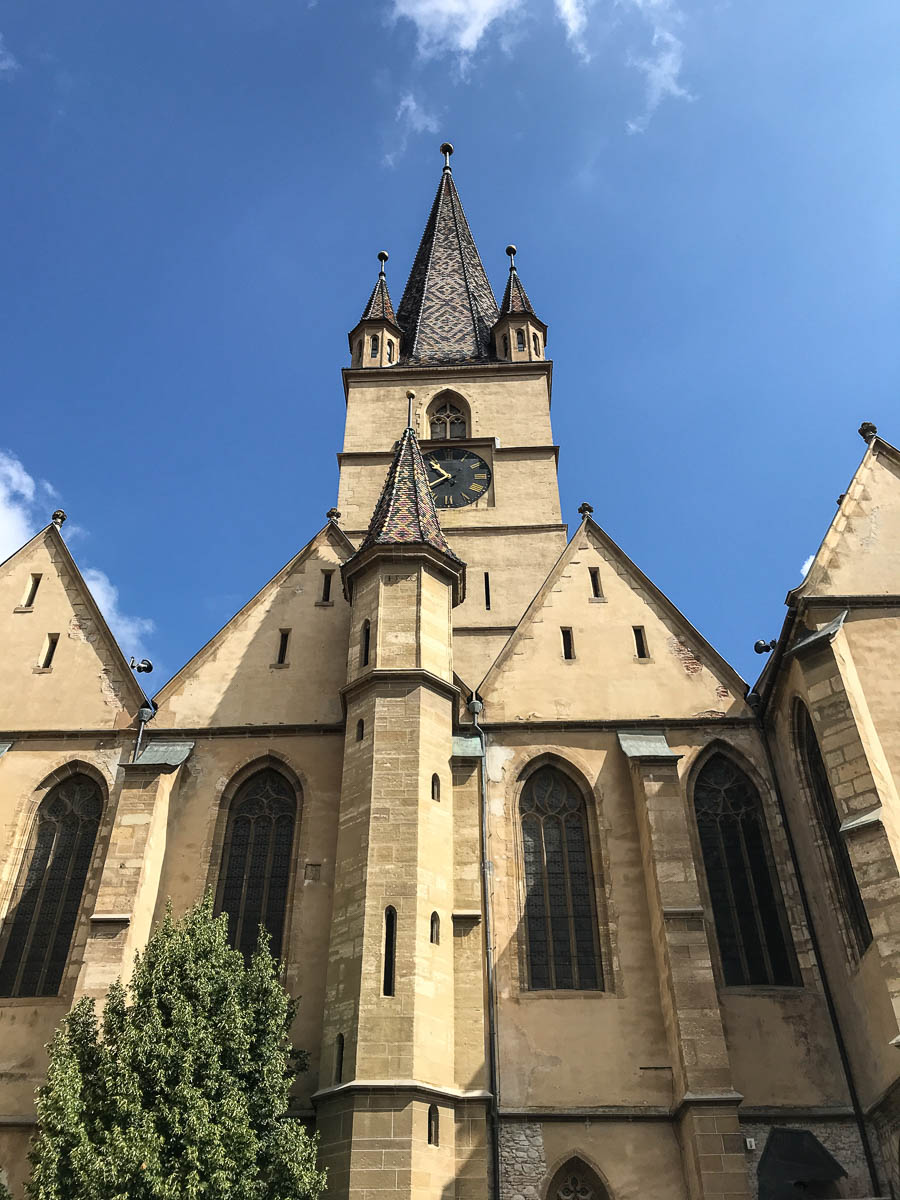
[0,0,897,688]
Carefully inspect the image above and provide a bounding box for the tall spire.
[396,144,499,365]
[361,250,398,324]
[499,244,537,317]
[356,426,462,562]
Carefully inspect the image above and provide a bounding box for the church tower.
[336,142,564,688]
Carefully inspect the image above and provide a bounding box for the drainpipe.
[750,697,882,1196]
[132,702,156,763]
[468,694,502,1200]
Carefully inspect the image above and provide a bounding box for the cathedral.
[1,143,900,1200]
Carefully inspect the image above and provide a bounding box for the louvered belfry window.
[520,767,601,990]
[694,754,797,986]
[215,769,296,959]
[0,774,103,997]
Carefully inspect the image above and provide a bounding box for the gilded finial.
[406,389,416,429]
[440,142,454,170]
[377,250,389,277]
[506,244,517,270]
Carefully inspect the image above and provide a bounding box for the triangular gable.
[0,523,149,729]
[478,516,748,723]
[153,522,355,729]
[788,435,900,603]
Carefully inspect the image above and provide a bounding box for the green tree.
[26,896,326,1200]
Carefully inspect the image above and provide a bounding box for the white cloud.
[82,568,155,661]
[384,92,440,167]
[390,0,525,56]
[0,448,155,659]
[0,34,19,79]
[800,554,815,579]
[555,0,591,57]
[626,26,693,133]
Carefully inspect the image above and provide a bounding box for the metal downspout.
[468,696,502,1200]
[753,704,882,1196]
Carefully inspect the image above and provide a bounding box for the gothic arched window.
[796,703,872,956]
[215,768,297,960]
[519,766,602,991]
[545,1157,609,1200]
[0,773,103,998]
[516,328,526,351]
[693,753,797,986]
[428,394,468,440]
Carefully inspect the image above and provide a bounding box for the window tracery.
[428,395,468,440]
[520,766,602,991]
[0,773,103,997]
[693,753,796,986]
[215,768,296,960]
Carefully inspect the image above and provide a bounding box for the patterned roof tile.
[396,167,499,364]
[361,271,398,326]
[499,265,537,317]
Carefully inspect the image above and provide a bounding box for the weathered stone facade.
[1,151,899,1200]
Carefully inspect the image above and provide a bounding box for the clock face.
[425,448,492,509]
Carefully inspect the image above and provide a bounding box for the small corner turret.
[492,244,547,363]
[348,251,402,368]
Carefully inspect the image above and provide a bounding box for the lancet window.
[0,773,103,997]
[796,704,872,956]
[519,766,602,991]
[215,768,297,959]
[693,753,797,986]
[428,395,468,440]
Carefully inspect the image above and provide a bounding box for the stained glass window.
[215,768,296,959]
[694,753,797,986]
[520,766,601,991]
[547,1158,608,1200]
[0,773,102,997]
[796,704,872,957]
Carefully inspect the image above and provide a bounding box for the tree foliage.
[26,896,326,1200]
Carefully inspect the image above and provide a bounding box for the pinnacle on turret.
[498,244,537,317]
[396,145,499,365]
[349,251,402,368]
[492,244,547,363]
[361,251,398,325]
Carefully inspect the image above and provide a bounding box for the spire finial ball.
[440,142,454,168]
[378,250,389,265]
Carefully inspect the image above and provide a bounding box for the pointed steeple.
[358,426,461,560]
[492,244,547,363]
[349,251,402,368]
[396,143,499,365]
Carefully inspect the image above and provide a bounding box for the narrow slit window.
[22,574,42,608]
[386,339,394,363]
[516,329,526,351]
[633,626,649,659]
[276,629,290,665]
[383,906,396,996]
[41,634,59,669]
[354,340,362,365]
[589,567,603,599]
[484,571,491,611]
[430,912,440,945]
[321,571,333,602]
[502,334,509,358]
[532,332,540,355]
[370,334,379,358]
[431,773,440,802]
[361,619,371,667]
[561,627,575,660]
[427,1105,439,1147]
[356,719,364,742]
[334,1033,344,1085]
